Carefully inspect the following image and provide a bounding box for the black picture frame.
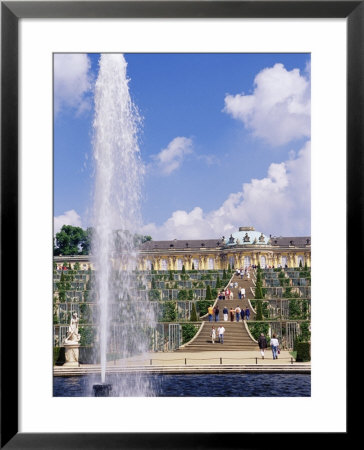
[1,1,356,448]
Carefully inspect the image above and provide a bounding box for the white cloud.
[141,141,311,239]
[152,137,193,175]
[54,209,83,234]
[54,54,91,116]
[224,63,310,146]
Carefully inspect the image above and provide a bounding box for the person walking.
[245,307,250,320]
[223,306,228,321]
[240,308,245,320]
[211,326,216,344]
[208,305,214,322]
[257,333,267,359]
[218,325,225,344]
[235,306,241,322]
[214,305,220,322]
[240,287,245,299]
[229,308,235,322]
[271,333,280,359]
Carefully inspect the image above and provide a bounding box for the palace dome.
[224,226,270,246]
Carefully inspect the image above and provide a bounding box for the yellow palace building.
[54,226,311,271]
[138,226,311,272]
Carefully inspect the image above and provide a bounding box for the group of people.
[227,306,250,322]
[208,305,250,322]
[218,289,233,300]
[236,267,251,280]
[210,325,225,344]
[257,333,280,359]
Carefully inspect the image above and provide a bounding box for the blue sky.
[54,53,311,240]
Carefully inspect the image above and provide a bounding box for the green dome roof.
[224,227,269,246]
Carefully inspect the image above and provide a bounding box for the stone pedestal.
[64,343,80,367]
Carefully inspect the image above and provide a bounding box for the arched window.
[244,256,251,268]
[160,259,168,271]
[229,256,235,268]
[297,255,304,267]
[192,258,199,269]
[146,260,152,270]
[260,256,266,268]
[208,258,214,269]
[177,259,183,270]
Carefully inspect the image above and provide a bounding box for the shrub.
[148,289,160,301]
[190,303,198,321]
[177,289,188,300]
[247,322,269,341]
[196,300,210,315]
[182,324,198,344]
[54,347,65,365]
[53,347,61,365]
[79,326,96,347]
[255,282,264,299]
[205,285,213,300]
[215,274,221,288]
[162,301,176,322]
[296,342,311,361]
[255,300,263,320]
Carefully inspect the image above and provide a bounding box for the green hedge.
[182,323,199,344]
[296,342,311,362]
[196,300,211,315]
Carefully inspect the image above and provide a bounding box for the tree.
[215,274,221,289]
[80,227,93,254]
[162,302,177,322]
[205,285,213,300]
[255,300,263,320]
[190,303,198,321]
[54,225,88,256]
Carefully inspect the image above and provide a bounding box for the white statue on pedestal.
[63,312,81,366]
[64,312,81,344]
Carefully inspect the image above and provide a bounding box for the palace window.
[193,258,199,269]
[177,259,183,270]
[260,256,266,268]
[160,259,168,271]
[244,256,251,268]
[208,258,214,269]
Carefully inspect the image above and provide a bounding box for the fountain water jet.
[91,54,155,396]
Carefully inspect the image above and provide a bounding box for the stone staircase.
[179,272,258,352]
